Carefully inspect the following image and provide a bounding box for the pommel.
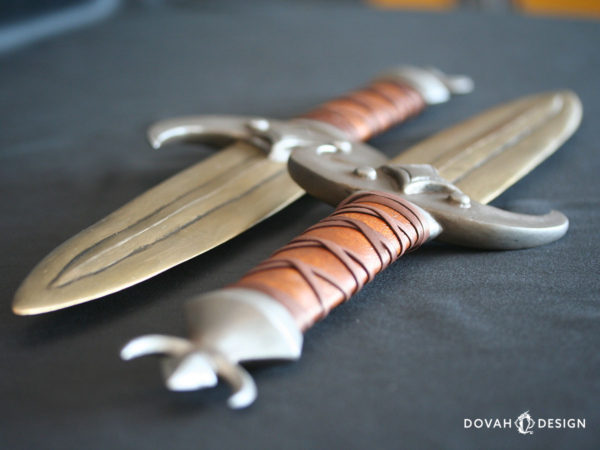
[121,288,302,409]
[377,66,474,104]
[300,66,472,141]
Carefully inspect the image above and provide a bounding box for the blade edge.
[13,143,304,315]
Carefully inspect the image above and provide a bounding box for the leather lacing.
[232,191,430,330]
[301,81,426,141]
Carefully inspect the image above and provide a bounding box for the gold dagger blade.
[392,91,582,204]
[13,142,303,315]
[14,92,581,316]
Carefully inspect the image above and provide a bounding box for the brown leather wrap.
[301,80,426,141]
[230,191,430,331]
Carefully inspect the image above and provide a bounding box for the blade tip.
[12,285,92,316]
[12,297,59,316]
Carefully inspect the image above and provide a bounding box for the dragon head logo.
[515,411,535,435]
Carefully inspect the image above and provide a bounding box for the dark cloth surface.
[1,2,598,449]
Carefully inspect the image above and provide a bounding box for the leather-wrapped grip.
[230,191,431,331]
[301,80,426,141]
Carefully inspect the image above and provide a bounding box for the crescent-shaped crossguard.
[287,144,569,250]
[122,87,577,409]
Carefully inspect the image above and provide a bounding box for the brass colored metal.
[392,91,582,203]
[13,66,472,316]
[13,142,302,315]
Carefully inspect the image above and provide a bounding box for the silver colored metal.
[386,164,568,248]
[379,66,474,104]
[148,115,350,163]
[333,141,352,153]
[147,115,259,149]
[353,166,378,180]
[121,288,303,409]
[289,147,569,250]
[447,191,471,207]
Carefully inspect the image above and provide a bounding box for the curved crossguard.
[121,88,579,408]
[288,150,569,250]
[148,115,354,163]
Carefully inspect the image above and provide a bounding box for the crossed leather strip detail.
[231,191,430,330]
[301,80,425,141]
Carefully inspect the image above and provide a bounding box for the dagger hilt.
[121,156,568,408]
[120,167,567,408]
[146,66,473,159]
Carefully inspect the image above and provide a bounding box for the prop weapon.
[121,90,581,408]
[13,66,471,315]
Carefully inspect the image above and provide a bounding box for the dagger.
[13,66,472,315]
[121,90,581,409]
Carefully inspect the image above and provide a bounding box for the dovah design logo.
[515,411,535,435]
[464,410,585,435]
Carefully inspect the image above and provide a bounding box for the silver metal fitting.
[288,148,569,250]
[121,288,302,409]
[378,66,474,104]
[147,115,351,163]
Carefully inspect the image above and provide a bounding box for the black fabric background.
[1,2,598,449]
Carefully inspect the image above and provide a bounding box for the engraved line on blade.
[449,95,563,185]
[52,168,289,288]
[433,101,542,171]
[437,95,562,183]
[454,92,582,204]
[51,162,285,288]
[50,152,257,287]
